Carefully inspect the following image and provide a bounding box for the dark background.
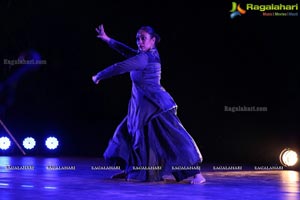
[0,0,299,165]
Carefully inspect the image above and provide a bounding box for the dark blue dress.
[95,39,203,182]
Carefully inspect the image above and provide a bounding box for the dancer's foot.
[190,173,206,184]
[162,174,176,182]
[111,171,127,179]
[126,178,143,182]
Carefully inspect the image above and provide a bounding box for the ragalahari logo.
[230,2,246,19]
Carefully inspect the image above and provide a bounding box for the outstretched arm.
[92,53,148,84]
[96,24,137,58]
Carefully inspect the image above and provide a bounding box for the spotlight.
[45,137,59,150]
[0,136,11,150]
[23,137,36,150]
[279,148,298,167]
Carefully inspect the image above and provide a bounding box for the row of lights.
[0,136,59,150]
[0,137,298,168]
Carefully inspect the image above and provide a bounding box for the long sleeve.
[108,39,138,58]
[95,53,148,81]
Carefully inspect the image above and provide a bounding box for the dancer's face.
[136,30,155,52]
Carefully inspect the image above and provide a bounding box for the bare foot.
[190,173,206,184]
[126,178,143,182]
[111,171,126,179]
[162,174,176,182]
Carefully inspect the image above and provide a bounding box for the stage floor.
[0,156,299,200]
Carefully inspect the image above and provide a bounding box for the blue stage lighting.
[0,136,11,150]
[23,137,36,150]
[45,137,59,150]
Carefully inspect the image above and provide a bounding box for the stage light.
[279,148,298,167]
[45,137,59,150]
[0,136,11,150]
[23,137,36,150]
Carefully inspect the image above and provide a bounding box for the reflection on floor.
[0,156,299,200]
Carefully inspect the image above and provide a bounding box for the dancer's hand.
[92,75,100,84]
[96,24,110,43]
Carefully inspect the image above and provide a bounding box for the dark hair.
[138,26,161,45]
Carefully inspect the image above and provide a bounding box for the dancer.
[92,24,205,184]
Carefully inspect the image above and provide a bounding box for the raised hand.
[92,75,100,84]
[96,24,110,42]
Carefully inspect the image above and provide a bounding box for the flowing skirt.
[103,107,203,182]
